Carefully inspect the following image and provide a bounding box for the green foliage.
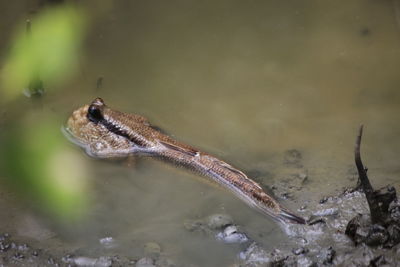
[0,115,89,220]
[1,5,86,100]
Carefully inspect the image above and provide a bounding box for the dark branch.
[354,125,386,224]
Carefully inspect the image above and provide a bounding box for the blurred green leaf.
[1,5,86,100]
[0,114,89,220]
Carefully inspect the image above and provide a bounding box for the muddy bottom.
[1,190,399,267]
[1,149,399,267]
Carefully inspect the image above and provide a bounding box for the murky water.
[1,1,400,266]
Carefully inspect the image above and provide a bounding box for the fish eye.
[87,105,103,123]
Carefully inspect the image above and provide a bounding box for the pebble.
[321,246,335,264]
[17,244,29,251]
[292,247,308,255]
[0,233,9,241]
[216,225,248,243]
[389,199,400,222]
[136,257,156,267]
[313,207,339,217]
[207,214,233,230]
[296,255,314,266]
[144,242,161,259]
[0,241,10,252]
[239,242,270,264]
[155,257,177,267]
[387,224,400,247]
[12,253,24,260]
[73,256,112,267]
[319,197,329,204]
[366,225,389,246]
[99,236,117,249]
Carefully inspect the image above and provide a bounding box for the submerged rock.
[136,257,156,267]
[386,224,400,248]
[144,242,161,259]
[345,197,400,248]
[216,225,248,244]
[291,247,308,256]
[320,246,335,264]
[99,236,117,249]
[72,256,112,267]
[239,242,270,265]
[155,257,177,267]
[365,225,389,247]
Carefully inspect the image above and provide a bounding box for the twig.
[354,125,384,224]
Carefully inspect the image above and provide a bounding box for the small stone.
[321,247,335,264]
[73,256,112,267]
[319,197,328,204]
[0,241,10,252]
[99,237,117,249]
[370,255,389,266]
[296,255,314,266]
[387,224,400,247]
[73,257,97,266]
[96,257,113,267]
[313,208,339,217]
[155,257,177,267]
[18,244,29,251]
[366,224,389,246]
[0,234,9,241]
[281,192,293,200]
[292,247,308,255]
[239,242,270,264]
[144,242,161,259]
[207,214,233,230]
[61,254,73,263]
[270,249,287,266]
[345,214,371,245]
[136,257,155,267]
[389,199,400,223]
[216,225,248,243]
[12,253,24,260]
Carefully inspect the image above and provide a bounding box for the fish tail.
[278,208,306,224]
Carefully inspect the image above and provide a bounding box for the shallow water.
[1,1,400,266]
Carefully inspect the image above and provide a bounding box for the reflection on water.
[1,1,400,266]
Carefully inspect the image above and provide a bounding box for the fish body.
[65,98,305,224]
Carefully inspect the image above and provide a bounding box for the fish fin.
[278,208,306,224]
[208,158,263,190]
[159,141,198,157]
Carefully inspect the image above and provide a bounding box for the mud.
[1,146,399,267]
[234,189,400,267]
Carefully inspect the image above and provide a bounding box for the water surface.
[1,1,400,266]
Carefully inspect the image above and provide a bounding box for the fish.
[64,98,306,225]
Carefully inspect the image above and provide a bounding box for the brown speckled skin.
[65,98,305,224]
